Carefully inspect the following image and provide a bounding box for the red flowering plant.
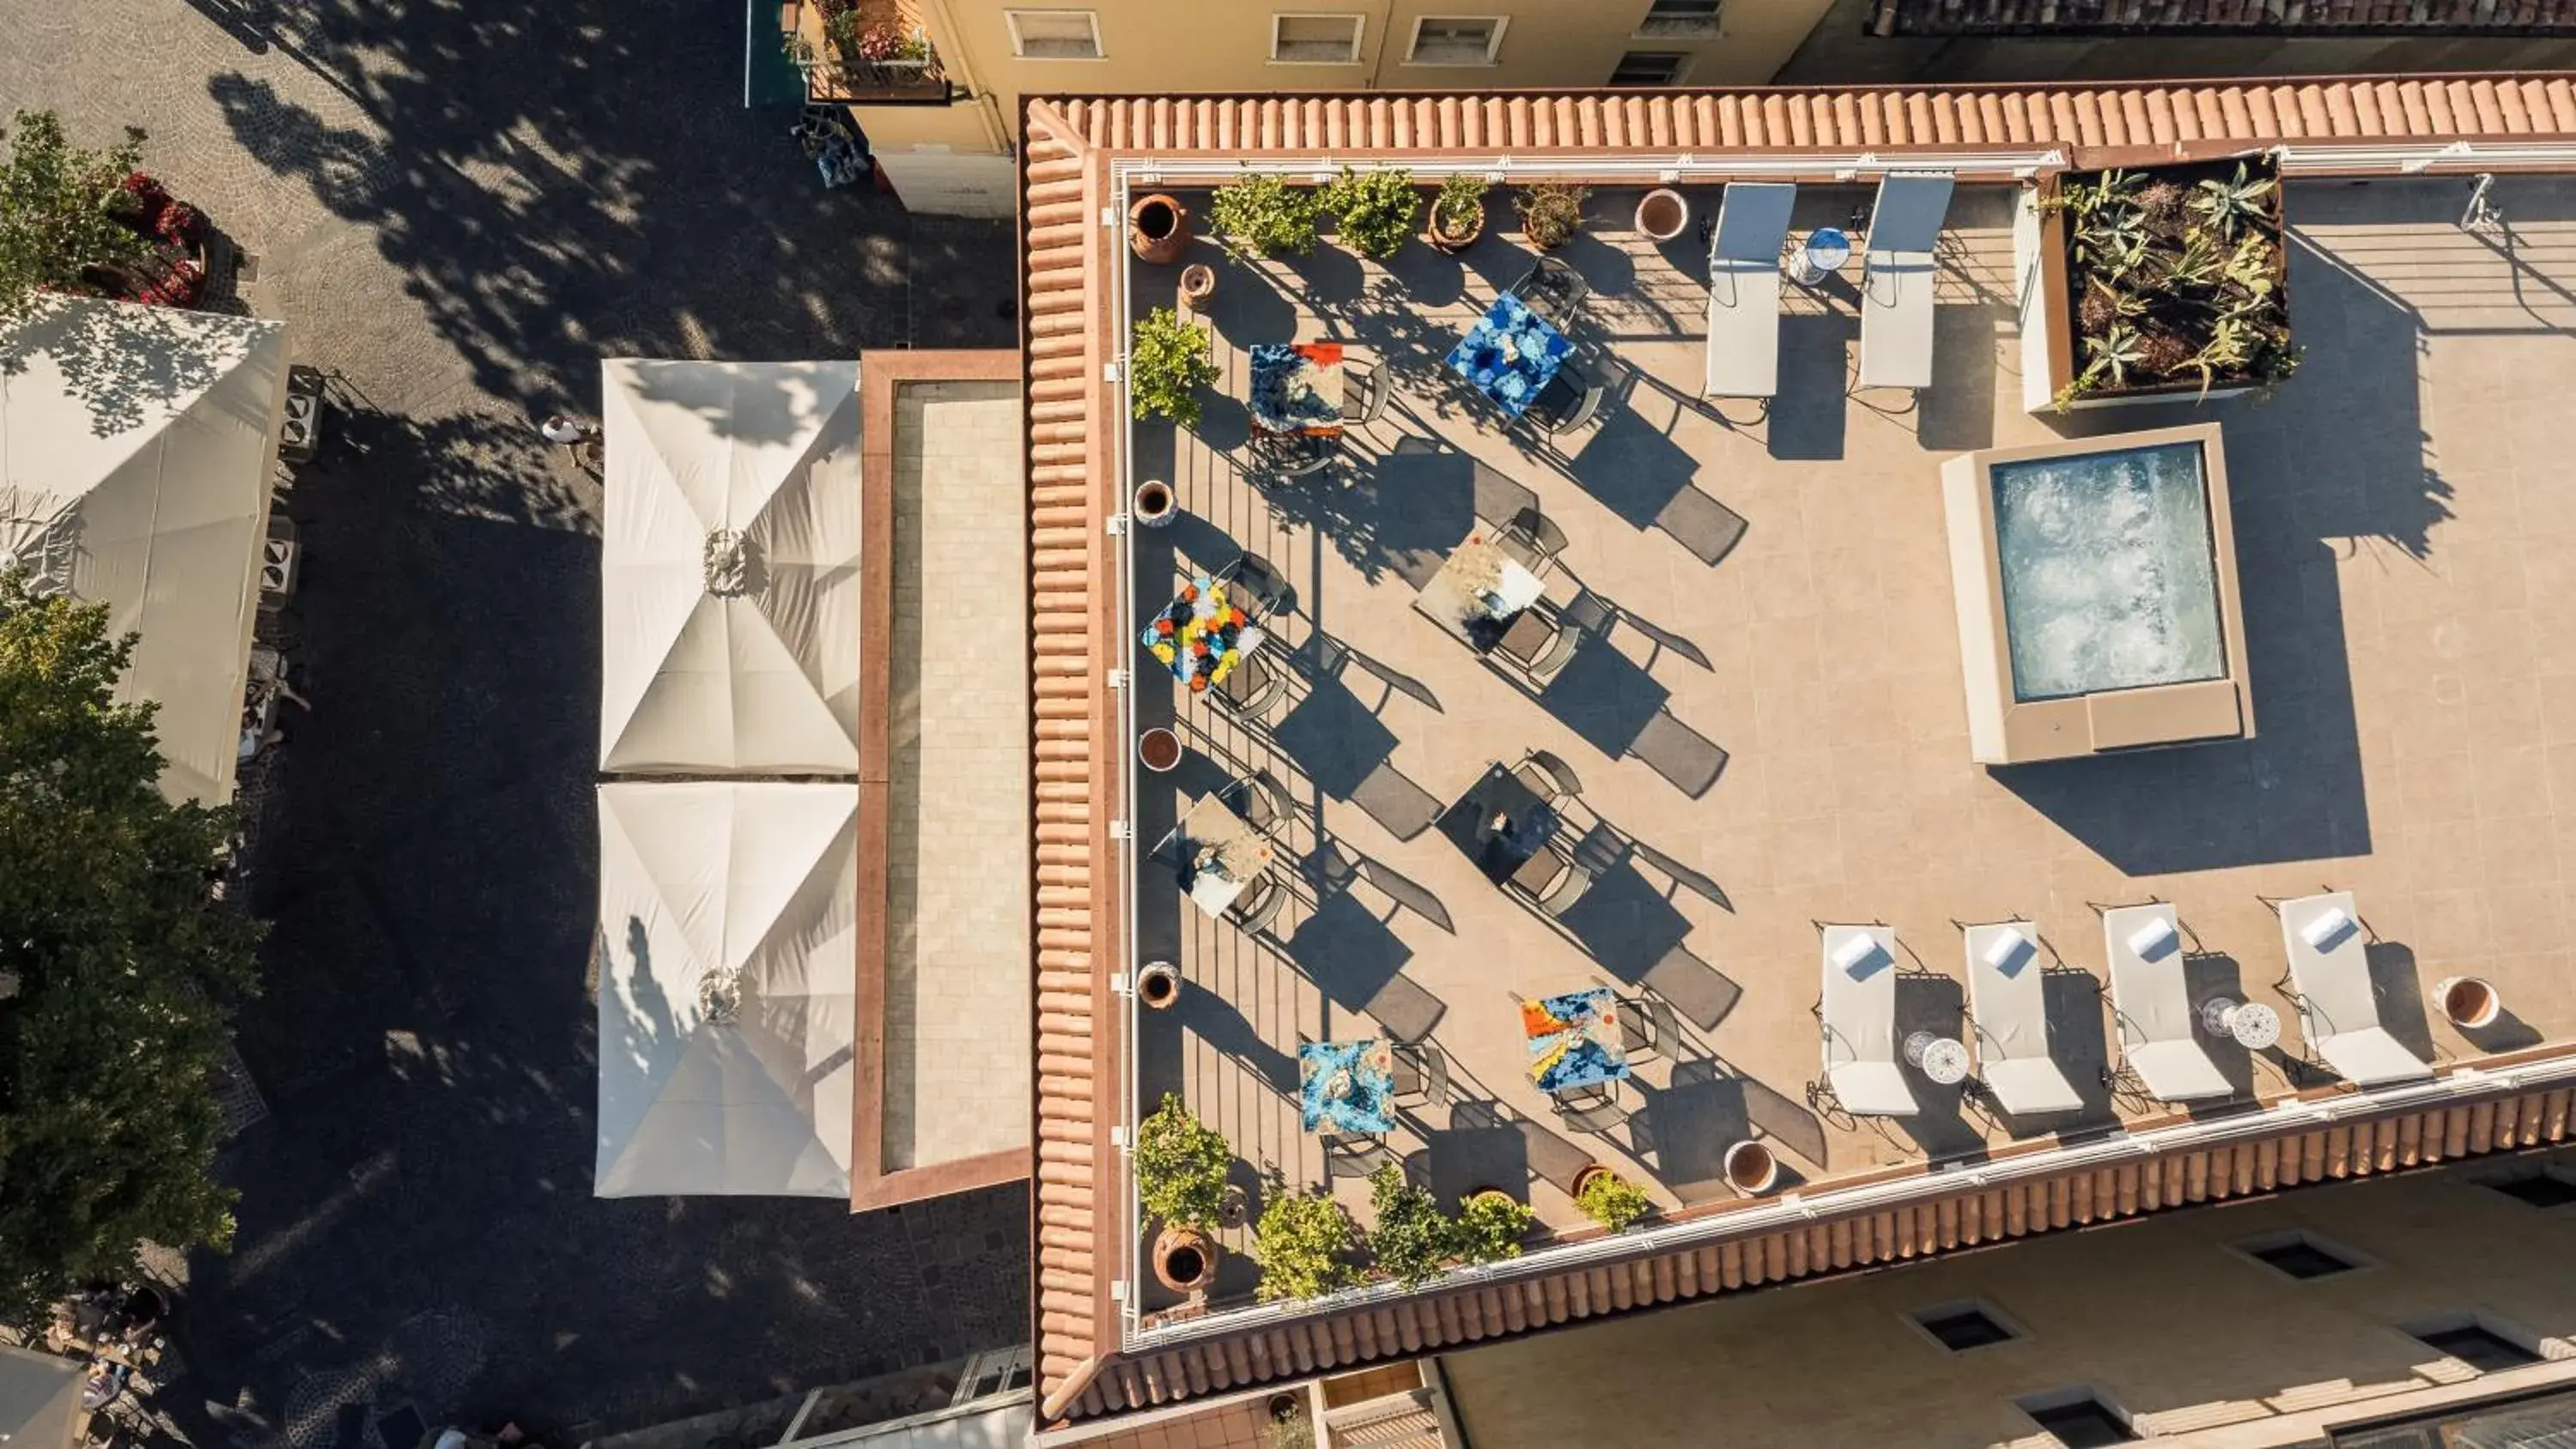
[153,201,205,247]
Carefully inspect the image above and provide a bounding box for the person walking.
[539,412,602,470]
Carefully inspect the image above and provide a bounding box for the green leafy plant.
[1133,1094,1233,1231]
[2192,160,2279,239]
[1364,1165,1456,1288]
[1127,306,1218,427]
[1210,173,1322,257]
[2160,226,2222,290]
[1324,167,1418,259]
[1574,1169,1651,1231]
[2174,313,2258,399]
[1263,1415,1315,1449]
[1253,1177,1359,1301]
[0,110,153,317]
[1430,173,1486,239]
[1455,1193,1535,1264]
[1515,182,1589,251]
[2222,231,2277,295]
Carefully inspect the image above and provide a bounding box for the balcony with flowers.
[785,0,951,106]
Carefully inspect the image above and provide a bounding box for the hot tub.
[1941,422,2253,765]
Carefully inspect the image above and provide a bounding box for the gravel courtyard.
[0,0,1025,1440]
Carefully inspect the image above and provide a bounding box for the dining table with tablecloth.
[1446,294,1572,419]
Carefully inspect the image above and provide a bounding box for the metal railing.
[783,1,952,104]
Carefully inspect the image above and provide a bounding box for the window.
[1005,9,1102,58]
[1911,1301,2018,1352]
[2234,1229,2366,1281]
[2409,1318,2543,1373]
[1271,14,1364,62]
[2017,1390,2138,1448]
[1404,15,1504,65]
[1637,0,1724,35]
[1607,51,1690,86]
[2485,1168,2576,1209]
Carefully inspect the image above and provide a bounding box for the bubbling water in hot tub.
[1992,440,2226,703]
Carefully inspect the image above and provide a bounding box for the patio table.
[1172,791,1275,919]
[1141,574,1268,695]
[1300,1038,1397,1133]
[1249,343,1347,435]
[1413,531,1549,651]
[1446,293,1572,420]
[1439,762,1564,885]
[1522,986,1631,1094]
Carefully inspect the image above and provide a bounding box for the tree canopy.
[0,109,151,318]
[0,572,258,1320]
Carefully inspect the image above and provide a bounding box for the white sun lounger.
[2279,892,2433,1087]
[1965,921,2085,1116]
[2103,903,2232,1103]
[1820,923,1917,1117]
[1856,172,1954,392]
[1704,182,1796,401]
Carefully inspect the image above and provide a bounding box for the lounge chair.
[1819,924,1917,1118]
[2102,903,2232,1103]
[1703,182,1795,401]
[2278,892,2432,1087]
[1856,172,1954,392]
[1963,921,2084,1116]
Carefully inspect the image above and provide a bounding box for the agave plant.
[2079,323,2147,393]
[2084,272,2148,322]
[2075,209,2148,281]
[2192,161,2279,239]
[2161,227,2223,291]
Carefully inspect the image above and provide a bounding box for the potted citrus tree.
[1427,173,1487,253]
[1129,306,1218,428]
[1573,1165,1651,1231]
[1211,173,1323,257]
[1253,1176,1359,1300]
[1324,167,1418,260]
[1136,1094,1233,1294]
[1516,182,1589,252]
[1456,1190,1535,1262]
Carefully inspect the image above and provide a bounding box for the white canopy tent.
[595,780,859,1197]
[0,297,289,804]
[598,359,863,774]
[0,1345,82,1449]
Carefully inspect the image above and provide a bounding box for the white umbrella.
[0,1345,82,1449]
[594,781,859,1197]
[598,359,862,774]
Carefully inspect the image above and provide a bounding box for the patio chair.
[1512,749,1583,804]
[1618,994,1680,1064]
[1214,648,1287,719]
[1340,359,1393,427]
[2101,903,2233,1103]
[1507,842,1590,918]
[1508,257,1590,324]
[1818,924,1918,1118]
[1963,921,2085,1117]
[1223,769,1293,837]
[1252,429,1337,482]
[1494,606,1581,684]
[2276,892,2432,1087]
[1524,364,1606,434]
[1499,506,1570,575]
[1322,1132,1398,1179]
[1228,873,1285,935]
[1216,552,1297,619]
[1703,181,1796,401]
[1856,172,1955,392]
[1391,1040,1450,1109]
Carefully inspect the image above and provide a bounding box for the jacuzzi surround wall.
[1941,421,2255,766]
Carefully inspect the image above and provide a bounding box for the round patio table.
[2199,997,2282,1051]
[1790,227,1851,286]
[1903,1031,1971,1086]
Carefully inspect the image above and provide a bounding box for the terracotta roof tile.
[1017,76,2576,1427]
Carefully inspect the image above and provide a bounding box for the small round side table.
[1904,1031,1972,1086]
[1789,227,1851,287]
[2199,997,2282,1051]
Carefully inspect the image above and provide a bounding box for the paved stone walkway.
[0,0,1024,1441]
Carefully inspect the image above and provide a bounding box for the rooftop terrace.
[1115,171,2576,1318]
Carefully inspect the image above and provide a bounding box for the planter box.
[2022,156,2291,415]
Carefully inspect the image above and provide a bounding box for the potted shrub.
[1573,1165,1651,1231]
[1324,166,1418,260]
[1210,173,1322,257]
[1129,192,1191,264]
[2028,155,2297,412]
[1128,307,1218,427]
[1364,1164,1454,1288]
[1516,182,1589,252]
[1137,1094,1233,1293]
[1456,1191,1535,1264]
[1252,1177,1359,1300]
[1427,173,1487,253]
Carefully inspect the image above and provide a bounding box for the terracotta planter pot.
[1723,1140,1780,1195]
[1132,478,1177,529]
[1179,263,1216,308]
[1130,193,1190,265]
[1137,726,1182,773]
[1153,1224,1218,1294]
[2438,975,2501,1029]
[1634,187,1688,242]
[1268,1392,1305,1423]
[1136,961,1182,1009]
[1573,1164,1613,1199]
[1427,198,1485,254]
